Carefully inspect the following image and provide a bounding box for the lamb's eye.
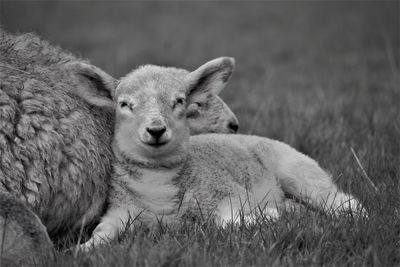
[176,97,185,105]
[195,102,202,108]
[173,97,185,109]
[120,101,135,111]
[119,101,128,108]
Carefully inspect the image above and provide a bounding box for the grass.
[1,1,399,266]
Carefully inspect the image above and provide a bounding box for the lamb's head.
[156,68,238,135]
[65,57,235,163]
[186,84,238,135]
[113,66,189,161]
[113,57,236,162]
[184,58,238,134]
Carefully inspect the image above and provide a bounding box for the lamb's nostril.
[228,121,239,133]
[146,126,167,139]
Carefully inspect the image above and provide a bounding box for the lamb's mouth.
[143,139,169,148]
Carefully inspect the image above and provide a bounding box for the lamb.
[0,28,238,259]
[77,57,364,250]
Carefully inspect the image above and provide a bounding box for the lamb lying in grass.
[77,57,364,250]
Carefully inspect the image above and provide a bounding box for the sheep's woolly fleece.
[0,29,114,237]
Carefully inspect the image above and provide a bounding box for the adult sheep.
[0,28,239,245]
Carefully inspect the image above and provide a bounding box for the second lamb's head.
[113,57,236,161]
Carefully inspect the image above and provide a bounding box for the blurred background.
[1,3,399,263]
[1,1,399,170]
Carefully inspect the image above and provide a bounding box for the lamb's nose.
[146,126,167,139]
[228,121,239,133]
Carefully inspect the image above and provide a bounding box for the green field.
[1,1,399,266]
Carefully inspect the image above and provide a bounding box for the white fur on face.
[114,68,189,164]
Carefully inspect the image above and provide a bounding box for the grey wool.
[0,29,114,238]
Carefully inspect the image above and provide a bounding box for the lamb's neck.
[116,158,184,184]
[115,152,186,172]
[113,141,187,170]
[114,159,185,215]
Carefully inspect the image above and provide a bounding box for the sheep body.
[0,30,114,237]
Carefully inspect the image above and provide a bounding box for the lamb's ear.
[64,62,118,109]
[185,57,235,99]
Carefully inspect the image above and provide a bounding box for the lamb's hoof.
[78,241,95,252]
[65,241,95,255]
[263,207,280,221]
[336,199,369,219]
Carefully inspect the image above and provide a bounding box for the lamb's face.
[187,95,238,135]
[114,67,190,160]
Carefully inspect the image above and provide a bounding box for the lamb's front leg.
[79,207,132,251]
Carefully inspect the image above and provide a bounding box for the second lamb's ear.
[64,61,118,109]
[185,57,235,99]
